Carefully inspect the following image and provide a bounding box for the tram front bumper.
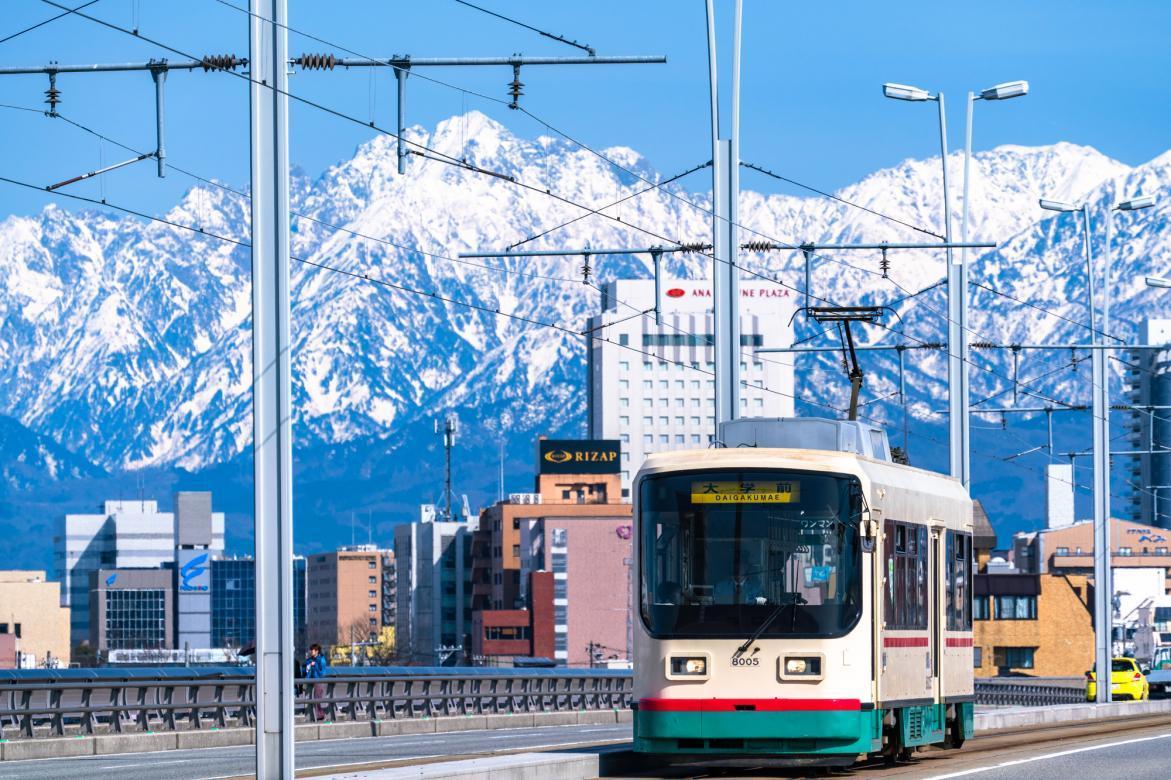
[633,699,882,756]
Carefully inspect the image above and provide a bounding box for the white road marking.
[926,731,1171,778]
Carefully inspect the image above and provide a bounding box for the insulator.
[201,53,243,71]
[507,63,524,109]
[880,247,890,278]
[581,255,592,284]
[44,71,60,116]
[297,53,338,71]
[743,240,773,252]
[678,242,710,253]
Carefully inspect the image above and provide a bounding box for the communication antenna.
[436,413,459,521]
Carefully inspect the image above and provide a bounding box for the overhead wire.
[451,0,595,56]
[0,0,101,46]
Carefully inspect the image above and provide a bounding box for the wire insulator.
[581,254,591,285]
[507,62,524,109]
[297,53,338,71]
[879,247,890,279]
[201,54,243,71]
[44,71,60,116]
[742,240,774,252]
[678,242,711,253]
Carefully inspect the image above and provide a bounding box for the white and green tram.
[633,418,975,765]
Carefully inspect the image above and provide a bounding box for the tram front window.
[639,469,863,639]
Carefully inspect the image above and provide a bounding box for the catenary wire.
[451,0,594,56]
[0,0,101,46]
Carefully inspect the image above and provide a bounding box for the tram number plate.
[730,657,760,667]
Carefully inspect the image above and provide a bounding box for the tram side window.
[946,531,973,631]
[884,520,928,630]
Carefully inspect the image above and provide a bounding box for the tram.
[632,417,974,765]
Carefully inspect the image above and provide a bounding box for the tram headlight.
[784,656,822,676]
[670,656,708,676]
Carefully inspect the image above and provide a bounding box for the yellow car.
[1086,657,1150,701]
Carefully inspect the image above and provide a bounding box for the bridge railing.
[974,679,1085,707]
[0,667,633,740]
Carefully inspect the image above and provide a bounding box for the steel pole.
[936,93,963,484]
[150,65,167,178]
[1081,205,1111,704]
[959,93,975,488]
[394,65,408,174]
[249,0,295,773]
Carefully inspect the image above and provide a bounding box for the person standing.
[303,643,327,720]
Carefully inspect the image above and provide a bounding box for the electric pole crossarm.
[744,241,998,251]
[459,245,703,258]
[0,59,231,75]
[299,55,666,69]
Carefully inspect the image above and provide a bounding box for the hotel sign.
[539,439,621,474]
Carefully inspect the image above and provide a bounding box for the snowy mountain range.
[0,111,1168,562]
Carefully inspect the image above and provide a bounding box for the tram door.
[930,526,943,696]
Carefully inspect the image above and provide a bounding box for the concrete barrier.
[316,751,601,780]
[975,699,1171,733]
[375,718,437,736]
[94,732,179,755]
[318,721,378,740]
[176,728,253,749]
[1,736,93,761]
[529,711,580,727]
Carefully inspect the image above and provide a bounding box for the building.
[587,278,796,497]
[1012,517,1171,580]
[56,494,225,645]
[470,437,633,667]
[307,546,394,649]
[0,571,71,668]
[973,572,1094,677]
[395,515,476,665]
[1123,318,1171,528]
[210,556,307,652]
[88,568,174,652]
[173,492,215,650]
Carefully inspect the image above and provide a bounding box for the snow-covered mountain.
[1,112,1168,540]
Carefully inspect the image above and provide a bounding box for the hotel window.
[619,334,629,346]
[740,398,748,408]
[675,416,684,425]
[643,361,653,370]
[675,435,685,444]
[620,416,630,426]
[691,434,701,444]
[691,398,701,408]
[740,361,747,371]
[622,452,630,462]
[659,416,669,425]
[691,416,700,425]
[754,398,764,408]
[676,363,685,372]
[691,380,700,389]
[659,435,669,443]
[643,434,653,444]
[642,416,653,425]
[707,416,715,424]
[753,361,763,372]
[367,561,376,569]
[620,433,629,443]
[675,380,684,389]
[658,398,668,407]
[368,604,377,613]
[675,398,684,408]
[619,361,629,372]
[618,379,629,389]
[707,380,715,388]
[643,397,653,407]
[643,380,653,389]
[659,380,668,389]
[619,398,629,407]
[659,362,668,370]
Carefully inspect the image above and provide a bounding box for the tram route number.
[730,656,760,667]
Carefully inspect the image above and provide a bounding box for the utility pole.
[705,0,743,431]
[249,0,294,776]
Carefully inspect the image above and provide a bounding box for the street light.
[979,80,1029,101]
[1041,190,1158,704]
[882,82,965,485]
[1146,277,1171,289]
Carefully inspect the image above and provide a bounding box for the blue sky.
[0,0,1169,218]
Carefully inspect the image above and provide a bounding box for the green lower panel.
[634,709,883,756]
[958,701,975,741]
[899,704,946,747]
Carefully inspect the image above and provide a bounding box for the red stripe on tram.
[883,636,929,648]
[639,698,862,712]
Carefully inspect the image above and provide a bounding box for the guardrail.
[974,679,1085,706]
[0,667,633,740]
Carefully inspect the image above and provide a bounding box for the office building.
[173,492,214,650]
[88,568,173,652]
[210,556,307,652]
[1124,319,1171,528]
[587,279,796,496]
[471,437,633,667]
[56,494,224,645]
[1012,517,1171,578]
[395,515,476,665]
[307,546,394,648]
[0,571,71,668]
[973,572,1094,677]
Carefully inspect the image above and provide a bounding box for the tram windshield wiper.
[733,593,807,657]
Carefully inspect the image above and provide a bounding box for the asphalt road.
[0,723,633,780]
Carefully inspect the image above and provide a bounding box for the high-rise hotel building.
[587,279,795,497]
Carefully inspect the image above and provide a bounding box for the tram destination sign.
[539,439,621,474]
[690,480,801,504]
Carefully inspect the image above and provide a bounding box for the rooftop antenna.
[436,413,459,521]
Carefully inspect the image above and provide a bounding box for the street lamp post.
[882,80,1027,489]
[1042,192,1157,704]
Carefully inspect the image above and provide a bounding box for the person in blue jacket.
[303,643,326,718]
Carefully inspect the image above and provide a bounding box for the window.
[993,647,1036,669]
[643,380,653,389]
[754,398,763,408]
[368,590,377,598]
[513,518,520,529]
[973,596,990,621]
[884,521,928,630]
[691,416,700,425]
[1055,546,1069,555]
[620,433,629,443]
[367,561,377,569]
[675,416,684,425]
[946,531,973,630]
[368,618,377,627]
[691,381,700,389]
[643,361,653,370]
[620,416,630,426]
[368,576,376,584]
[512,544,520,557]
[1158,547,1169,555]
[619,379,629,389]
[643,416,653,425]
[643,434,653,444]
[659,380,669,389]
[659,416,669,425]
[658,398,668,407]
[659,435,669,443]
[1119,547,1133,556]
[691,435,701,444]
[691,399,701,408]
[643,397,653,407]
[618,334,629,346]
[620,361,629,372]
[994,595,1037,620]
[973,647,983,668]
[368,604,377,613]
[641,468,863,639]
[675,398,685,408]
[675,435,685,443]
[620,398,629,407]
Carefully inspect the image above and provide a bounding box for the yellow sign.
[690,481,800,504]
